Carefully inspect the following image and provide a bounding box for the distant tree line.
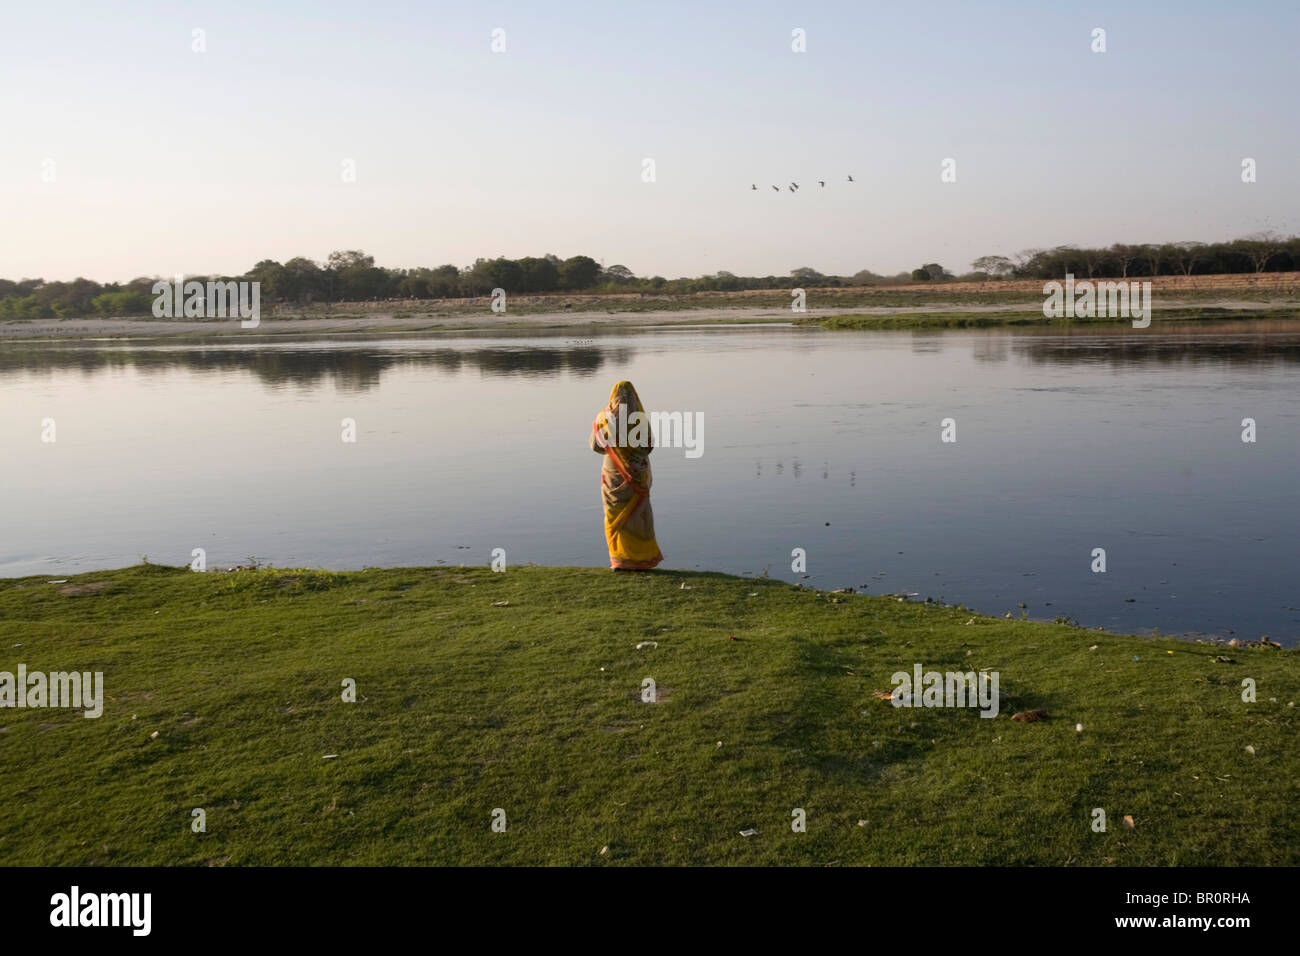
[968,233,1300,281]
[0,251,609,319]
[4,233,1299,319]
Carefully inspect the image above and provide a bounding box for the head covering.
[597,380,652,452]
[608,380,643,413]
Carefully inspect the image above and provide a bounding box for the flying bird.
[818,180,825,187]
[788,184,796,192]
[771,185,779,191]
[846,174,855,182]
[751,184,757,190]
[790,182,799,190]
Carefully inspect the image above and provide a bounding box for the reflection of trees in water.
[909,331,943,353]
[971,335,1010,364]
[959,325,1300,367]
[1012,333,1300,369]
[0,344,628,392]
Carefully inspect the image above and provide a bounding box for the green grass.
[1,564,1295,866]
[799,306,1300,330]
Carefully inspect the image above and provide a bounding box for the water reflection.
[3,323,1296,644]
[4,323,1298,395]
[1013,334,1300,368]
[909,331,945,353]
[0,342,629,392]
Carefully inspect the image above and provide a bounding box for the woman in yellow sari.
[589,381,664,570]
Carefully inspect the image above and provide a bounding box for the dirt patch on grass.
[58,581,111,596]
[630,685,672,703]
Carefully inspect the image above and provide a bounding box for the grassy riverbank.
[798,305,1300,330]
[1,564,1296,866]
[5,284,1300,340]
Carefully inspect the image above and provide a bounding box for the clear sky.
[2,0,1296,282]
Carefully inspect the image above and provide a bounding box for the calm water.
[3,322,1298,643]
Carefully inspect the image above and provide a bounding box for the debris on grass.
[59,581,111,597]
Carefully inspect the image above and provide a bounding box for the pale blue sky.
[2,0,1295,281]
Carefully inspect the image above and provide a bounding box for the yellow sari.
[589,381,664,570]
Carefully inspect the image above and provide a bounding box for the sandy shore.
[0,305,962,340]
[0,299,1289,340]
[0,307,799,339]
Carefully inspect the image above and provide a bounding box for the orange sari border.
[611,553,663,570]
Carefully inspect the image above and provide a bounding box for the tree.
[559,255,600,290]
[246,259,285,299]
[1012,248,1044,278]
[1233,232,1284,273]
[52,278,104,316]
[911,268,931,281]
[397,269,431,298]
[1287,236,1300,273]
[279,257,327,303]
[517,256,559,293]
[92,290,153,316]
[426,264,460,298]
[1139,244,1162,277]
[1164,241,1204,277]
[325,250,388,300]
[460,258,495,296]
[1074,247,1105,279]
[484,257,524,291]
[325,250,369,271]
[327,252,363,297]
[1109,244,1142,278]
[970,255,1014,278]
